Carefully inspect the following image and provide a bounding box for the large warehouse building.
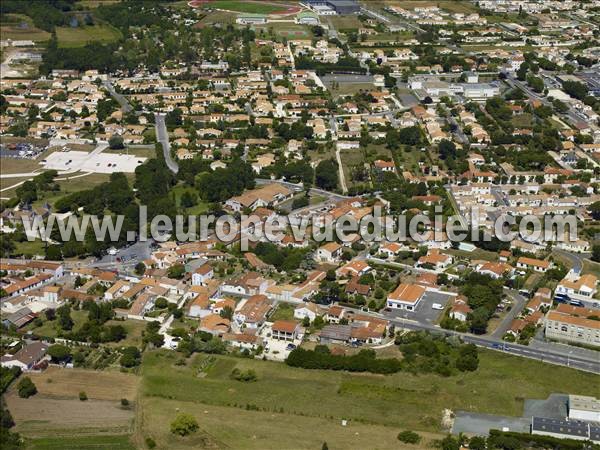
[304,0,360,15]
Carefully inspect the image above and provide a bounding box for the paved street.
[155,113,179,174]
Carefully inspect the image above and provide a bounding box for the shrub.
[79,391,88,401]
[17,377,37,398]
[170,413,199,436]
[397,430,421,444]
[121,398,129,406]
[145,437,156,448]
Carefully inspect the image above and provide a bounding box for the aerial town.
[0,1,599,449]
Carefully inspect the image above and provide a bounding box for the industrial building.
[303,0,360,15]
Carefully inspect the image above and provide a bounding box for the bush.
[230,368,257,382]
[79,391,88,401]
[121,398,129,406]
[145,437,156,448]
[170,413,199,436]
[397,430,421,444]
[17,377,37,398]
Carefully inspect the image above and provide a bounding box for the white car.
[431,303,444,310]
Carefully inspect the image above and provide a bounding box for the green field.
[138,349,599,448]
[171,184,209,215]
[0,14,51,41]
[268,302,295,321]
[204,1,285,15]
[55,24,122,48]
[27,435,135,450]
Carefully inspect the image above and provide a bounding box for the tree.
[315,159,338,191]
[592,244,600,263]
[17,377,37,398]
[456,344,479,372]
[79,391,88,401]
[47,344,71,363]
[120,346,141,368]
[108,135,124,150]
[397,430,421,444]
[170,413,199,436]
[57,304,74,331]
[167,264,186,279]
[134,262,146,276]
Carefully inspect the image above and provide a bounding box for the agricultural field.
[55,24,122,48]
[136,348,599,449]
[5,368,138,442]
[27,434,135,450]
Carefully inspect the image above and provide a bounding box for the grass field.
[28,367,139,400]
[381,0,477,14]
[27,435,135,450]
[268,302,295,321]
[171,184,210,215]
[75,0,120,8]
[6,368,138,441]
[55,24,122,48]
[23,310,89,338]
[139,348,600,449]
[329,15,362,31]
[204,1,286,14]
[0,14,51,41]
[13,239,47,258]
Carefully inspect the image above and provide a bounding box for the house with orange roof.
[387,283,426,311]
[191,263,213,286]
[516,257,552,273]
[336,259,371,278]
[555,273,598,305]
[187,292,211,318]
[271,320,302,342]
[315,242,343,263]
[416,250,453,271]
[475,261,514,279]
[199,314,231,336]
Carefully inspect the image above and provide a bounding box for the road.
[335,146,348,194]
[154,113,179,174]
[102,80,133,113]
[553,248,588,275]
[361,309,600,374]
[255,178,350,201]
[491,289,527,339]
[504,75,584,126]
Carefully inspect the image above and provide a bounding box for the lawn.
[13,239,46,258]
[23,310,89,338]
[140,348,599,444]
[55,24,122,48]
[171,183,210,215]
[105,319,147,348]
[204,1,285,14]
[268,302,296,321]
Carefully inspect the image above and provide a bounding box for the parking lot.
[44,150,146,173]
[383,290,455,324]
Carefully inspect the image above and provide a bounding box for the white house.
[315,242,343,263]
[191,264,213,286]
